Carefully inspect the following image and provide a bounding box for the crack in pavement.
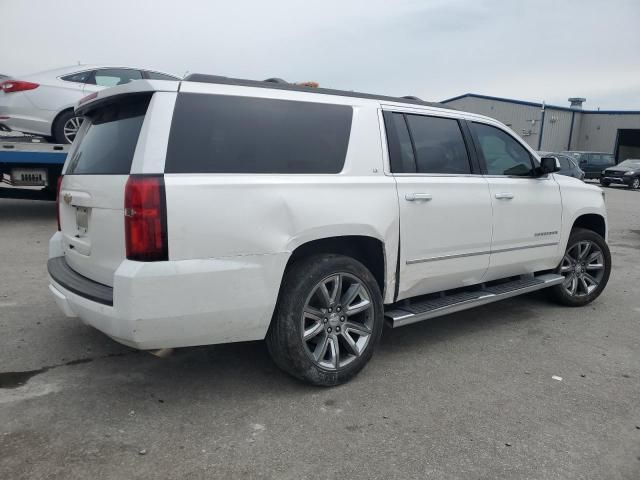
[0,351,137,389]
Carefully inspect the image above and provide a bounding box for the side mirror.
[539,156,561,175]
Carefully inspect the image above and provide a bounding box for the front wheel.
[549,228,611,307]
[266,254,384,386]
[629,177,640,189]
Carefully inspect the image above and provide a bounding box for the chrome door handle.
[405,193,433,201]
[495,192,514,200]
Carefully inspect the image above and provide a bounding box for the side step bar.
[385,273,564,328]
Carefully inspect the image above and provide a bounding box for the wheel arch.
[571,213,606,238]
[283,235,387,300]
[51,107,76,136]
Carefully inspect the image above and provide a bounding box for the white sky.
[2,0,639,109]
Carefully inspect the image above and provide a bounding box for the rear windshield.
[165,93,352,174]
[66,95,150,175]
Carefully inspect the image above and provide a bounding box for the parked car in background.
[0,74,9,82]
[600,159,640,189]
[563,151,615,180]
[538,151,585,180]
[0,65,179,143]
[48,75,611,386]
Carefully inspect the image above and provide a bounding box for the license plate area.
[10,168,48,187]
[76,207,89,234]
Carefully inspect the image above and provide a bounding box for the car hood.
[605,166,639,173]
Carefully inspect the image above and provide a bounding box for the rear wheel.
[266,254,384,386]
[549,228,611,307]
[52,110,84,144]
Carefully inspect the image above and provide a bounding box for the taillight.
[0,80,39,93]
[124,175,168,261]
[78,92,98,105]
[56,175,63,231]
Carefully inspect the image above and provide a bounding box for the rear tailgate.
[59,95,151,286]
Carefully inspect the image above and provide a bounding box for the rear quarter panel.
[163,100,400,303]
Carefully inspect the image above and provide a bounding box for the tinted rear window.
[66,95,150,175]
[165,93,352,174]
[405,114,471,174]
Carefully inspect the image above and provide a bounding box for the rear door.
[59,94,151,286]
[385,110,493,300]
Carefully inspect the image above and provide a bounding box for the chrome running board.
[385,273,564,328]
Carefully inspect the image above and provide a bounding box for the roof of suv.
[183,73,453,110]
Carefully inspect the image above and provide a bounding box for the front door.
[469,121,562,280]
[384,111,493,301]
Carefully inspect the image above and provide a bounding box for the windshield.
[617,159,640,168]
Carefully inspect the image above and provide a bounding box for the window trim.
[142,70,180,81]
[468,120,538,178]
[383,110,479,177]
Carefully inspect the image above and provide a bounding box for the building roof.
[441,93,640,115]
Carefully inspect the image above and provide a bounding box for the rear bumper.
[47,233,288,350]
[48,257,113,305]
[0,95,53,136]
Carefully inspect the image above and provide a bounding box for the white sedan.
[0,65,179,143]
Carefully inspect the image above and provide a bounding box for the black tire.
[549,228,611,307]
[599,180,609,187]
[628,177,640,189]
[52,110,83,144]
[266,254,384,386]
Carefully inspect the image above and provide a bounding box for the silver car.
[0,65,179,143]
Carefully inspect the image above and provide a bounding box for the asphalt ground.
[0,184,638,479]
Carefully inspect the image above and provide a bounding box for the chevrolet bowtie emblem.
[63,193,72,205]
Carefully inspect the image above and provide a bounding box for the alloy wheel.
[301,273,374,370]
[558,240,605,297]
[632,178,640,189]
[63,116,84,143]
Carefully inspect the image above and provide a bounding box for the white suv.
[48,75,611,386]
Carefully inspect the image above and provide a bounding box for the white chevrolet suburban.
[48,75,611,386]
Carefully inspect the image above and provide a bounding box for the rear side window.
[405,114,471,174]
[66,95,150,175]
[91,69,143,87]
[165,94,352,174]
[383,112,416,173]
[61,71,92,83]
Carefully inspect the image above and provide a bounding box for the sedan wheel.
[631,177,640,189]
[63,116,84,143]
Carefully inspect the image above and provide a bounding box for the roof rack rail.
[263,78,288,84]
[182,73,452,110]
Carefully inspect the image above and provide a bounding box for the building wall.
[539,108,574,152]
[576,113,640,152]
[443,95,640,156]
[444,97,544,149]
